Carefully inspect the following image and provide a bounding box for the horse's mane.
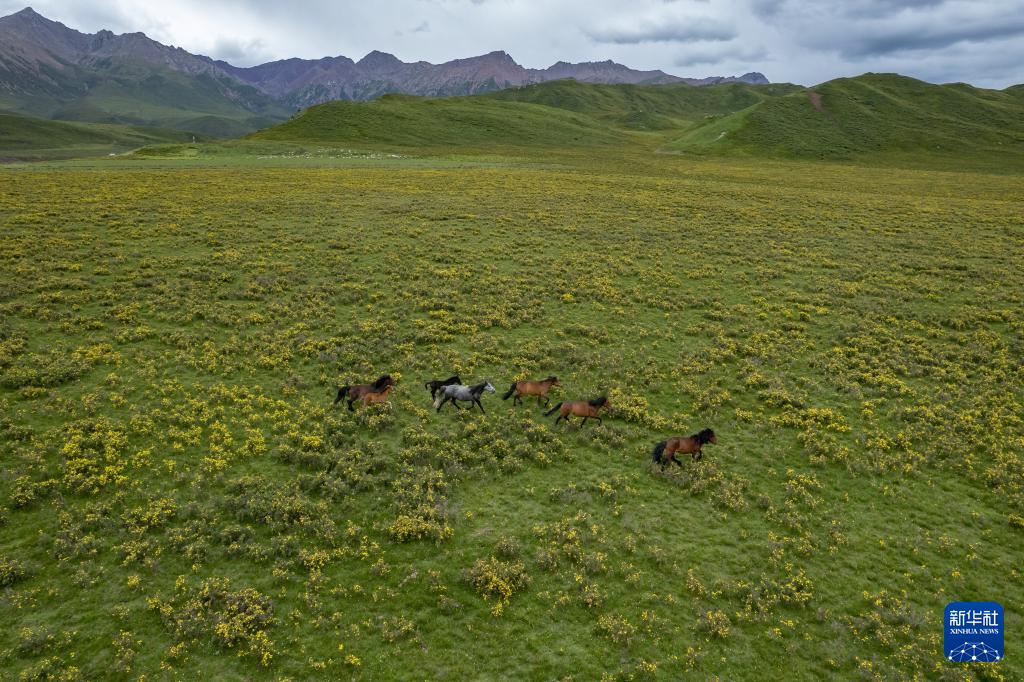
[444,375,460,383]
[372,374,392,390]
[470,381,489,391]
[588,396,608,407]
[693,428,715,444]
[545,375,558,382]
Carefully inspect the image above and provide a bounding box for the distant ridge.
[219,49,770,109]
[0,6,770,132]
[0,7,288,136]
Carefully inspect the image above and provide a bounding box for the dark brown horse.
[502,375,561,406]
[334,375,394,411]
[544,396,609,427]
[652,429,717,469]
[425,375,461,400]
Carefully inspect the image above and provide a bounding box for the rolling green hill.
[666,73,1024,166]
[0,111,198,160]
[249,93,629,149]
[246,75,1024,171]
[485,79,802,130]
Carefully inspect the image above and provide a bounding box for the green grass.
[0,143,1021,680]
[0,111,200,160]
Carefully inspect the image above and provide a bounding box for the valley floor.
[0,149,1021,680]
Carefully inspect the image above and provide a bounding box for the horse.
[434,381,496,413]
[651,429,717,469]
[502,375,561,407]
[334,374,395,412]
[425,375,461,400]
[360,383,394,408]
[544,396,609,427]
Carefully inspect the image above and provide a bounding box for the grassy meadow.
[1,140,1023,681]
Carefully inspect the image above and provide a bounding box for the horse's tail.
[544,402,563,417]
[652,440,667,463]
[334,386,350,405]
[502,382,517,400]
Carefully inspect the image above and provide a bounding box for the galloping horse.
[360,383,394,408]
[425,375,461,400]
[503,376,561,407]
[334,375,395,411]
[651,429,717,469]
[434,381,496,413]
[544,396,609,427]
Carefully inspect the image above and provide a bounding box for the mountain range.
[215,50,767,109]
[0,7,768,136]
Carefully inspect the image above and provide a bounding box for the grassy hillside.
[486,79,801,130]
[0,111,198,160]
[246,75,1024,171]
[667,73,1024,166]
[0,60,290,139]
[0,148,1022,680]
[249,93,629,149]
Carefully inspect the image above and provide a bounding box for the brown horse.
[544,396,609,427]
[502,375,561,406]
[652,429,717,469]
[334,375,394,411]
[360,384,394,408]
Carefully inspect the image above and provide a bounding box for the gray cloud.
[674,42,767,67]
[842,18,1024,58]
[587,16,736,44]
[0,1,1021,87]
[753,1,1024,65]
[211,35,269,63]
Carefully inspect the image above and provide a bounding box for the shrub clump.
[464,556,531,616]
[148,576,275,665]
[0,554,29,587]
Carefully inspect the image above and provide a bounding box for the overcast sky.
[4,0,1022,87]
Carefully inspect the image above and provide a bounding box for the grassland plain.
[0,147,1022,682]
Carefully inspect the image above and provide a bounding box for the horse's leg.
[347,397,356,412]
[696,449,703,462]
[475,399,485,414]
[437,396,447,412]
[580,417,588,428]
[596,416,603,425]
[672,455,683,468]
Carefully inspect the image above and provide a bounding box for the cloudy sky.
[4,0,1022,87]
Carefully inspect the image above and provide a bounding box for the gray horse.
[434,381,496,413]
